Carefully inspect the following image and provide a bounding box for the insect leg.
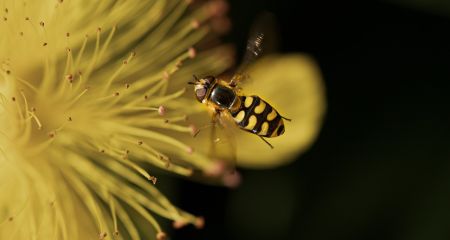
[192,123,215,137]
[259,136,274,149]
[281,116,292,122]
[208,111,219,158]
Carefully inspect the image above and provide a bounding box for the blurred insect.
[189,14,290,150]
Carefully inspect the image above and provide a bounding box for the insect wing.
[230,13,278,87]
[208,110,238,171]
[229,33,264,87]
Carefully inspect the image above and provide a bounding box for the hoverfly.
[189,16,290,150]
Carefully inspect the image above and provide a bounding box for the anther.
[43,42,48,46]
[208,0,229,17]
[160,155,171,167]
[149,176,157,185]
[189,124,197,136]
[68,117,72,121]
[8,217,13,222]
[11,97,15,101]
[6,70,10,74]
[48,132,55,138]
[19,32,23,36]
[223,171,241,188]
[66,32,70,37]
[162,71,169,80]
[191,20,200,29]
[205,161,225,177]
[125,83,130,89]
[97,27,102,32]
[186,146,193,154]
[195,216,205,229]
[172,220,188,229]
[66,48,71,52]
[66,74,73,82]
[114,231,119,236]
[31,107,36,112]
[99,232,107,240]
[123,60,128,65]
[4,8,8,13]
[3,17,7,21]
[137,140,143,145]
[158,106,166,116]
[25,17,29,21]
[164,119,169,124]
[144,95,148,100]
[211,17,231,34]
[156,232,167,240]
[188,47,196,59]
[39,21,44,27]
[114,92,120,96]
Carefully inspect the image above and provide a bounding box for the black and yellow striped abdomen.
[230,95,285,137]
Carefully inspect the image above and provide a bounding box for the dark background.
[171,0,450,239]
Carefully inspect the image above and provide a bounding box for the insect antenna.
[259,136,274,149]
[187,81,195,85]
[193,74,199,80]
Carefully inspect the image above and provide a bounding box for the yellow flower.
[0,0,233,239]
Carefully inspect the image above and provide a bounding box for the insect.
[189,23,290,149]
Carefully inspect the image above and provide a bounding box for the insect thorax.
[210,85,238,109]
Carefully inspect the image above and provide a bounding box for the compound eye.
[195,88,206,102]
